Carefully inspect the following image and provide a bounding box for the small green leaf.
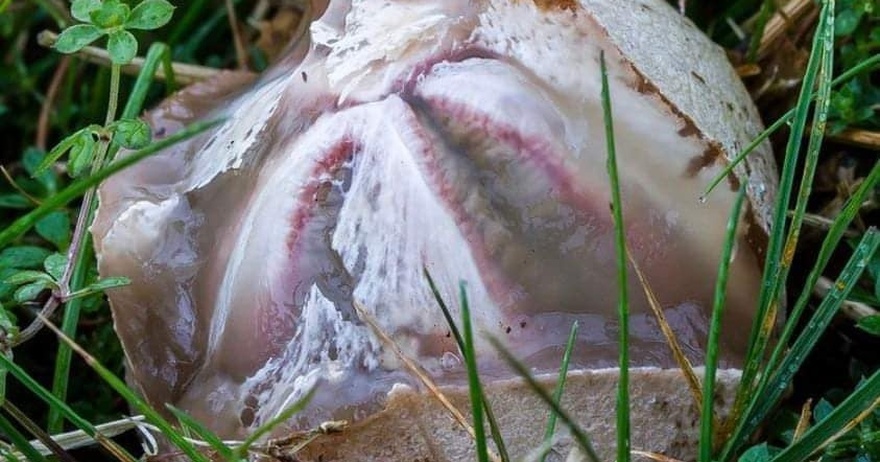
[107,30,138,65]
[13,281,51,304]
[835,8,864,36]
[111,118,152,149]
[739,444,773,462]
[68,132,97,178]
[0,194,30,210]
[68,277,131,301]
[35,211,71,250]
[857,315,880,336]
[71,0,101,23]
[3,271,53,286]
[37,130,84,175]
[89,0,130,29]
[43,254,67,281]
[23,147,59,194]
[54,24,104,54]
[0,247,52,270]
[126,0,175,30]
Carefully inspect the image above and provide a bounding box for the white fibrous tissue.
[92,0,776,442]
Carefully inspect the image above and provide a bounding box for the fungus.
[92,0,777,459]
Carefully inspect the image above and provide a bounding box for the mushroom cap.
[92,0,776,458]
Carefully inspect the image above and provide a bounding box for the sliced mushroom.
[92,0,776,458]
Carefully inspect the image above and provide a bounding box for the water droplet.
[698,195,708,204]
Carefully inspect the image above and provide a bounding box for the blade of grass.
[121,43,172,120]
[424,268,510,461]
[600,49,630,462]
[627,249,703,407]
[166,405,236,460]
[0,352,137,461]
[749,228,878,430]
[487,335,600,462]
[234,387,316,457]
[351,300,478,442]
[0,412,46,462]
[700,54,880,198]
[37,316,211,462]
[723,227,879,460]
[0,118,220,248]
[762,152,880,392]
[699,184,747,462]
[746,0,776,62]
[539,320,578,462]
[460,282,489,462]
[770,368,880,462]
[726,2,833,449]
[3,402,77,462]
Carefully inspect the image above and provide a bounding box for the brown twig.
[225,0,251,70]
[37,55,71,151]
[37,30,224,85]
[827,128,880,151]
[756,0,816,59]
[0,165,41,206]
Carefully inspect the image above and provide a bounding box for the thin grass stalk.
[770,368,880,462]
[487,336,600,462]
[39,317,211,462]
[701,53,880,199]
[699,184,747,462]
[746,0,776,61]
[727,2,832,448]
[0,353,137,460]
[166,406,236,459]
[0,412,46,462]
[748,228,878,429]
[599,50,630,462]
[424,268,510,461]
[540,321,578,462]
[3,402,76,462]
[460,282,490,462]
[235,388,317,457]
[766,161,880,385]
[723,227,879,460]
[48,45,173,432]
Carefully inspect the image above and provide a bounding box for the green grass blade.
[0,412,46,462]
[235,387,316,457]
[700,184,747,462]
[460,282,489,462]
[39,320,211,462]
[724,227,879,459]
[487,336,600,462]
[540,320,578,462]
[0,119,220,248]
[425,268,510,461]
[600,50,630,462]
[3,402,77,462]
[727,4,833,452]
[0,353,137,461]
[749,228,879,431]
[121,42,171,120]
[770,368,880,462]
[769,161,880,380]
[167,405,236,460]
[746,0,775,61]
[700,53,880,199]
[47,237,92,434]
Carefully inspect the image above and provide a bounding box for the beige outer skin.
[289,368,740,462]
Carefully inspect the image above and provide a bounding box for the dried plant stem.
[37,30,225,85]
